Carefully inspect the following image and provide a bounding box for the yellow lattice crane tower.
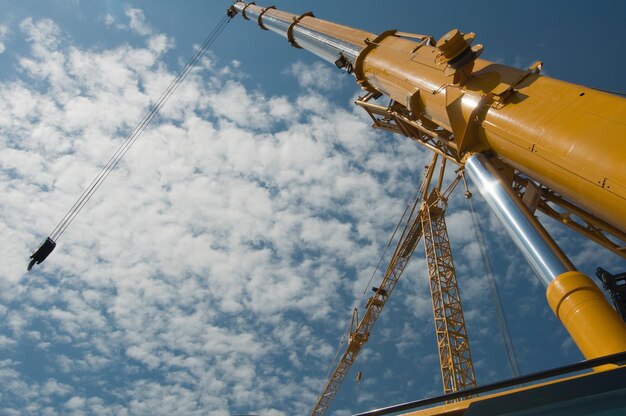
[228,2,626,415]
[421,176,476,395]
[311,154,476,415]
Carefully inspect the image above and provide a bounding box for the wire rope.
[48,14,232,242]
[360,169,428,299]
[466,191,521,377]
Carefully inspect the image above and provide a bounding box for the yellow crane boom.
[228,1,626,413]
[231,2,626,237]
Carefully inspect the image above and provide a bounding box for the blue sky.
[1,1,625,415]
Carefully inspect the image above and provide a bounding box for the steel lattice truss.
[422,192,476,394]
[310,157,477,415]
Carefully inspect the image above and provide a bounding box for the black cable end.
[27,237,56,271]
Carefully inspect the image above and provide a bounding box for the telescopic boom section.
[231,0,626,410]
[231,1,626,247]
[232,2,373,67]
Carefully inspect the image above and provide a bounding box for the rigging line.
[323,320,351,383]
[50,15,229,239]
[50,15,230,240]
[361,195,412,296]
[466,192,520,377]
[360,169,428,298]
[321,172,427,391]
[50,15,230,241]
[49,14,231,241]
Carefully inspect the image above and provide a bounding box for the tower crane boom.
[312,161,430,416]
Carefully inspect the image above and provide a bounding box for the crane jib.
[232,1,626,240]
[230,2,626,415]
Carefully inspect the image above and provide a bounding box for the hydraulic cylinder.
[466,153,626,362]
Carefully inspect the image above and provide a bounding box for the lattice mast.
[422,158,475,395]
[310,156,474,415]
[422,189,476,393]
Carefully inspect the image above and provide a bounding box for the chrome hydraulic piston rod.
[465,153,626,362]
[465,153,573,287]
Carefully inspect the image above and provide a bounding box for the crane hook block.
[27,237,56,271]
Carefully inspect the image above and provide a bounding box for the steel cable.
[49,14,232,242]
[467,194,520,377]
[360,170,429,298]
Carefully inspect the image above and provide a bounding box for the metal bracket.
[511,173,626,259]
[241,1,256,20]
[446,89,493,155]
[411,35,436,53]
[257,5,276,30]
[596,268,626,321]
[355,93,460,163]
[287,11,314,49]
[353,30,397,94]
[493,61,543,106]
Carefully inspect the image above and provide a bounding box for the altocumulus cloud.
[0,24,8,54]
[0,9,429,416]
[3,6,615,415]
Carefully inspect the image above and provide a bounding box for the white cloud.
[148,33,174,54]
[105,8,173,55]
[0,25,8,54]
[19,18,61,49]
[286,60,345,91]
[125,8,152,37]
[103,14,115,28]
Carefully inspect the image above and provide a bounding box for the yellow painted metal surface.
[422,192,476,395]
[480,76,626,236]
[238,3,626,236]
[353,32,626,234]
[546,271,626,362]
[398,364,621,416]
[233,4,626,413]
